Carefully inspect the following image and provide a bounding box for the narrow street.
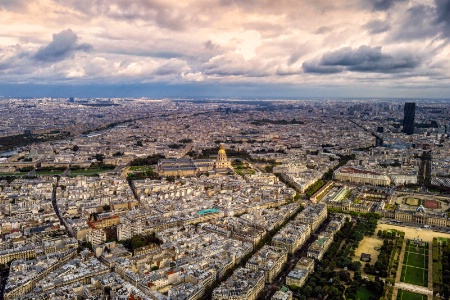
[51,178,72,237]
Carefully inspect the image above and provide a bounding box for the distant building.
[334,166,391,186]
[296,203,327,232]
[117,221,143,241]
[215,144,231,169]
[212,267,265,300]
[286,257,314,288]
[86,229,106,246]
[157,144,231,177]
[375,136,383,147]
[272,223,310,253]
[272,290,293,300]
[246,245,288,283]
[286,269,308,288]
[69,97,75,103]
[156,158,213,177]
[403,102,416,135]
[307,232,333,260]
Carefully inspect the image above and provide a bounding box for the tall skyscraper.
[403,102,416,135]
[375,136,383,147]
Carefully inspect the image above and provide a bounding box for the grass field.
[397,289,427,300]
[405,198,420,206]
[129,166,154,172]
[36,171,64,175]
[70,169,110,176]
[0,172,27,176]
[400,240,429,287]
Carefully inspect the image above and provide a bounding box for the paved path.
[395,239,407,283]
[395,282,433,295]
[391,287,398,300]
[392,239,407,300]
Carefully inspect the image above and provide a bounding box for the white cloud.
[66,68,85,78]
[0,0,448,95]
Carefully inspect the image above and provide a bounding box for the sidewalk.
[392,238,407,300]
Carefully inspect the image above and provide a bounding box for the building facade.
[212,268,265,300]
[307,233,333,260]
[334,166,391,186]
[246,245,288,283]
[215,144,231,169]
[403,102,416,135]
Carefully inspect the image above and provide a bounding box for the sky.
[0,0,450,98]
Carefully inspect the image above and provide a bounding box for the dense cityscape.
[0,98,450,300]
[2,0,450,299]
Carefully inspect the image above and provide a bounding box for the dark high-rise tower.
[403,102,416,135]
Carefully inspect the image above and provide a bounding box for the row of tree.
[440,240,450,298]
[118,233,162,252]
[305,179,326,197]
[129,154,165,166]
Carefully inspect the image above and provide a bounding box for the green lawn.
[401,240,429,287]
[70,169,110,176]
[407,244,428,255]
[397,289,426,300]
[36,171,64,175]
[129,166,154,172]
[0,172,27,176]
[356,286,375,300]
[404,252,427,269]
[401,265,428,286]
[235,169,255,177]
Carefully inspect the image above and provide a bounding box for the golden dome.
[218,144,226,155]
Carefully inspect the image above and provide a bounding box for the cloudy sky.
[0,0,449,98]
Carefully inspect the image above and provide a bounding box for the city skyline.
[1,0,450,98]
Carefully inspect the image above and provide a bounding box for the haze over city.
[2,1,450,300]
[1,0,450,98]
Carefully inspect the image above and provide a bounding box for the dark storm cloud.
[0,61,12,71]
[435,0,450,37]
[303,45,420,74]
[387,0,450,40]
[389,5,437,41]
[154,60,187,76]
[315,26,333,34]
[288,53,302,65]
[362,0,407,11]
[0,45,30,73]
[204,40,219,50]
[0,0,27,10]
[34,29,92,62]
[59,0,189,30]
[364,20,390,34]
[302,63,343,74]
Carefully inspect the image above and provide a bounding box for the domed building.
[215,144,231,169]
[157,144,231,177]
